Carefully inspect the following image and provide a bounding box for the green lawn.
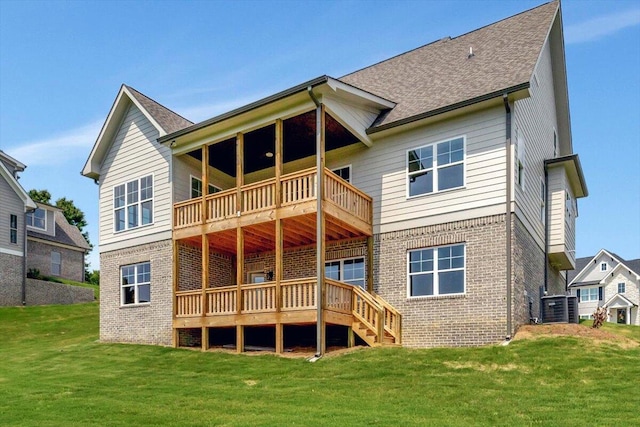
[1,304,638,426]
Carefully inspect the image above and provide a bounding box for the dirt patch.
[514,324,638,349]
[443,361,530,373]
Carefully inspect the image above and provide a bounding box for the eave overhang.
[160,76,395,154]
[81,85,169,180]
[0,160,37,210]
[545,154,588,198]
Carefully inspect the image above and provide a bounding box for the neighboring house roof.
[568,249,640,286]
[339,1,558,132]
[0,155,37,210]
[603,293,637,309]
[0,149,27,172]
[82,85,194,180]
[27,209,91,252]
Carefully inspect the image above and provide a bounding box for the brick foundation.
[0,252,24,306]
[100,240,173,345]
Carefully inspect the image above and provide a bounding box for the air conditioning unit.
[541,295,577,324]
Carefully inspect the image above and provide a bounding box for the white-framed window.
[407,136,464,197]
[9,214,18,244]
[516,136,525,190]
[408,244,465,297]
[539,178,546,225]
[121,262,151,305]
[600,262,607,272]
[51,251,61,276]
[190,176,221,199]
[565,192,574,222]
[325,257,365,288]
[580,287,598,302]
[114,175,153,232]
[579,314,593,320]
[618,283,625,294]
[26,208,46,230]
[331,165,351,183]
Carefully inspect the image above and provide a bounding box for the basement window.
[121,262,151,305]
[408,244,465,297]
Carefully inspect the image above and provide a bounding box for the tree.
[86,269,100,286]
[28,189,52,204]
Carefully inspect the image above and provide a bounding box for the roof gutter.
[159,76,330,145]
[367,82,530,135]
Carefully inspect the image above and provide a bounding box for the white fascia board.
[325,77,396,110]
[570,249,619,285]
[82,86,166,179]
[0,161,36,209]
[604,262,640,282]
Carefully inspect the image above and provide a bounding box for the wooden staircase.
[351,287,401,347]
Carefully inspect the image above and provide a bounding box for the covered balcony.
[165,81,400,354]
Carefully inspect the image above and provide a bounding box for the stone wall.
[374,215,508,348]
[27,239,85,282]
[0,252,23,306]
[24,278,94,305]
[100,239,173,346]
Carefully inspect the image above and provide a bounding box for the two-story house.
[0,150,37,305]
[0,150,91,306]
[568,250,639,325]
[82,1,588,352]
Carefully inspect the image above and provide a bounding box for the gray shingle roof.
[567,253,640,285]
[340,1,558,130]
[28,210,91,251]
[125,85,193,134]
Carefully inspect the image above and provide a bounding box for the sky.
[0,0,639,271]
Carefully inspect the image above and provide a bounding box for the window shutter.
[576,289,581,299]
[598,287,603,301]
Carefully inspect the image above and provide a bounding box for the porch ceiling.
[182,213,367,255]
[186,110,360,177]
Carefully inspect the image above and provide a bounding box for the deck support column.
[201,234,209,351]
[275,119,283,354]
[236,132,244,353]
[172,239,179,348]
[201,144,209,223]
[315,103,326,356]
[367,236,374,293]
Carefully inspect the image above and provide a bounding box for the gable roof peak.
[122,85,193,134]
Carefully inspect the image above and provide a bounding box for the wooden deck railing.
[174,167,371,229]
[175,279,401,345]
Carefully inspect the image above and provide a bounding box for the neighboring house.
[82,1,588,351]
[26,202,91,283]
[568,250,640,326]
[0,150,36,305]
[0,150,90,306]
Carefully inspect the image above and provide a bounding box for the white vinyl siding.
[0,177,25,252]
[98,104,172,249]
[547,167,576,267]
[512,39,559,250]
[321,106,507,233]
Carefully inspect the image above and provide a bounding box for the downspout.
[308,86,323,359]
[543,165,549,293]
[503,94,512,340]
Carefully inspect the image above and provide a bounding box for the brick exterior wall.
[100,239,173,345]
[0,252,23,306]
[27,239,85,282]
[374,215,509,348]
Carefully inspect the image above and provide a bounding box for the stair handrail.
[351,286,384,343]
[373,292,402,344]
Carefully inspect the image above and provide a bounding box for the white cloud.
[565,8,640,44]
[5,120,103,166]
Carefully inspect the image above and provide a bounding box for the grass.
[1,304,639,426]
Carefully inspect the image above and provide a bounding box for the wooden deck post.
[275,119,283,353]
[201,234,209,351]
[201,144,209,223]
[367,236,374,293]
[235,132,245,353]
[172,239,179,348]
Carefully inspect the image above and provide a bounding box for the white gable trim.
[82,85,166,180]
[0,160,37,210]
[602,262,640,282]
[569,249,624,285]
[603,293,636,309]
